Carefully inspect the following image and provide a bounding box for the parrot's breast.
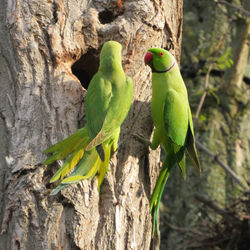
[151,68,188,144]
[151,73,169,136]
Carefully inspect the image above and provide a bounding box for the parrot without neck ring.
[144,48,201,237]
[44,41,133,195]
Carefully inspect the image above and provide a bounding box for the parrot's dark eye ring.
[159,52,164,57]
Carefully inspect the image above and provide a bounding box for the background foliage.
[160,0,250,249]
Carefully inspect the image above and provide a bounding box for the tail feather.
[60,175,87,184]
[44,127,115,195]
[61,149,100,183]
[50,144,85,183]
[50,149,101,194]
[151,167,168,237]
[44,127,89,165]
[150,167,168,211]
[50,184,68,195]
[150,157,175,237]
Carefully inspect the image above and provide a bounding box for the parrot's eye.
[159,52,164,57]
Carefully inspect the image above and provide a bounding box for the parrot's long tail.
[44,127,112,195]
[150,158,175,238]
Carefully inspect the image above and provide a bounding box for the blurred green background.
[160,0,250,249]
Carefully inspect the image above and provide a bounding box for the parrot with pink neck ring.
[143,48,201,237]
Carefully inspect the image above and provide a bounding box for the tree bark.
[0,0,183,249]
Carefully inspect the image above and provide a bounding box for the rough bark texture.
[0,0,183,249]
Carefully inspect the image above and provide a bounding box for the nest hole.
[71,49,100,89]
[98,10,116,24]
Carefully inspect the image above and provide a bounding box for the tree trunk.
[0,0,183,249]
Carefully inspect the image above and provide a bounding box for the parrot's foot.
[132,133,152,147]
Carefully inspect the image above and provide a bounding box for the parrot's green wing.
[86,77,133,151]
[164,89,188,178]
[164,90,188,146]
[85,73,112,141]
[164,89,189,146]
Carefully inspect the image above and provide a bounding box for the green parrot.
[143,48,201,236]
[44,41,133,195]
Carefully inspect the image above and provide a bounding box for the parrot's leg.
[151,128,161,150]
[111,128,120,152]
[133,128,161,150]
[133,133,152,147]
[96,145,105,161]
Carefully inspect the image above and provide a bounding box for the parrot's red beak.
[144,52,153,65]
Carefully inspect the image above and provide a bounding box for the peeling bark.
[0,0,183,249]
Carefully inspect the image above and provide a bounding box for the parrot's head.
[99,41,123,70]
[144,48,176,73]
[101,41,122,59]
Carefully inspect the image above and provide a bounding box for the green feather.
[61,175,87,184]
[164,90,188,146]
[44,127,88,165]
[50,140,86,183]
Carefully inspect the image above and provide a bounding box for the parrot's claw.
[132,133,152,147]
